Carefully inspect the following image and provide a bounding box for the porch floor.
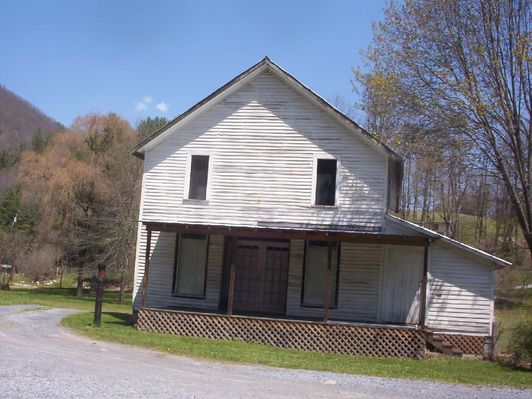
[163,306,420,330]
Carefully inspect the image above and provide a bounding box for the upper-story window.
[188,155,209,200]
[315,158,337,206]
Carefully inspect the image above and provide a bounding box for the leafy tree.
[18,113,142,299]
[0,186,38,232]
[355,0,531,258]
[31,129,51,154]
[137,116,169,138]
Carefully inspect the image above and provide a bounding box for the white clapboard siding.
[426,242,493,335]
[133,225,223,310]
[285,241,383,322]
[141,71,386,230]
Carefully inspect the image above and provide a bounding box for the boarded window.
[302,241,339,307]
[188,155,209,200]
[315,159,337,206]
[174,234,208,297]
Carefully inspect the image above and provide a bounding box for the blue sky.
[0,0,385,128]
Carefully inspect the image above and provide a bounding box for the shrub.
[508,321,532,363]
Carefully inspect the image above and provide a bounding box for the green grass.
[401,211,498,244]
[61,311,532,389]
[0,287,132,313]
[1,287,530,388]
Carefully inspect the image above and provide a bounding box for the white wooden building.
[130,58,510,358]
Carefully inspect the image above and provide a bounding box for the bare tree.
[355,0,531,259]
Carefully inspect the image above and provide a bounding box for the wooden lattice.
[438,333,485,356]
[136,308,426,359]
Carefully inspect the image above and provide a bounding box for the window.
[302,241,339,307]
[188,155,209,200]
[315,159,337,206]
[173,234,208,298]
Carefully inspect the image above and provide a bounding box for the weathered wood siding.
[133,227,224,310]
[134,70,388,305]
[141,70,387,229]
[426,242,493,335]
[285,240,383,322]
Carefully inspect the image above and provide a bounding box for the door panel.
[261,244,289,313]
[233,243,260,312]
[382,246,423,324]
[232,240,289,315]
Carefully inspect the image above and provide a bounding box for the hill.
[0,85,62,150]
[0,85,63,191]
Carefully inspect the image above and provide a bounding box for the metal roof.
[385,214,511,268]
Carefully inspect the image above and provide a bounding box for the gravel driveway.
[0,305,529,399]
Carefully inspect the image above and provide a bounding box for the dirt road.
[0,305,529,398]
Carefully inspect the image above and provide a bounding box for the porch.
[135,221,437,358]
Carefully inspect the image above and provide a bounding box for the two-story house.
[130,58,509,359]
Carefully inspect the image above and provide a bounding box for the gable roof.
[129,57,402,160]
[385,214,511,268]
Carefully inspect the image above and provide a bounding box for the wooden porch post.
[227,236,237,316]
[323,241,332,323]
[140,229,152,308]
[419,243,429,327]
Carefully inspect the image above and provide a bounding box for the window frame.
[183,152,212,202]
[300,240,341,308]
[172,233,210,299]
[311,154,340,207]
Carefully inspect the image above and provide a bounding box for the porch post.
[140,229,152,308]
[227,236,237,316]
[323,241,332,323]
[419,243,429,327]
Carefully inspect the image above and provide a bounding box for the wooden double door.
[233,240,290,315]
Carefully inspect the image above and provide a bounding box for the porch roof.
[385,214,511,268]
[142,221,430,247]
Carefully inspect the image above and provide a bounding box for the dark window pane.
[315,159,336,205]
[303,241,338,307]
[189,155,209,200]
[175,234,208,297]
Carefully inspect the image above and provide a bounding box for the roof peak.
[129,58,401,161]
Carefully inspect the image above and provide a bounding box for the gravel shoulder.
[0,305,529,399]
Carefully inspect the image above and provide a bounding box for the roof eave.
[128,57,272,158]
[384,214,511,268]
[128,57,402,161]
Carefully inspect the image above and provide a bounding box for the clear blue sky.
[0,0,385,128]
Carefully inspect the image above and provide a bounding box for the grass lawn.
[0,287,132,313]
[1,287,530,389]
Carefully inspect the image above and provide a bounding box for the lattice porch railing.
[136,308,426,359]
[438,333,485,356]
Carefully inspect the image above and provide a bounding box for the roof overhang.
[143,221,430,247]
[129,57,402,162]
[385,214,511,268]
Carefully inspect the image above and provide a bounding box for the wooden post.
[419,244,429,327]
[93,263,106,327]
[227,236,237,316]
[227,264,236,316]
[140,229,152,308]
[323,241,332,323]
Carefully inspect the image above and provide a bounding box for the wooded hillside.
[0,85,63,191]
[0,85,62,149]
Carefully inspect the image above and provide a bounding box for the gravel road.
[0,305,529,399]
